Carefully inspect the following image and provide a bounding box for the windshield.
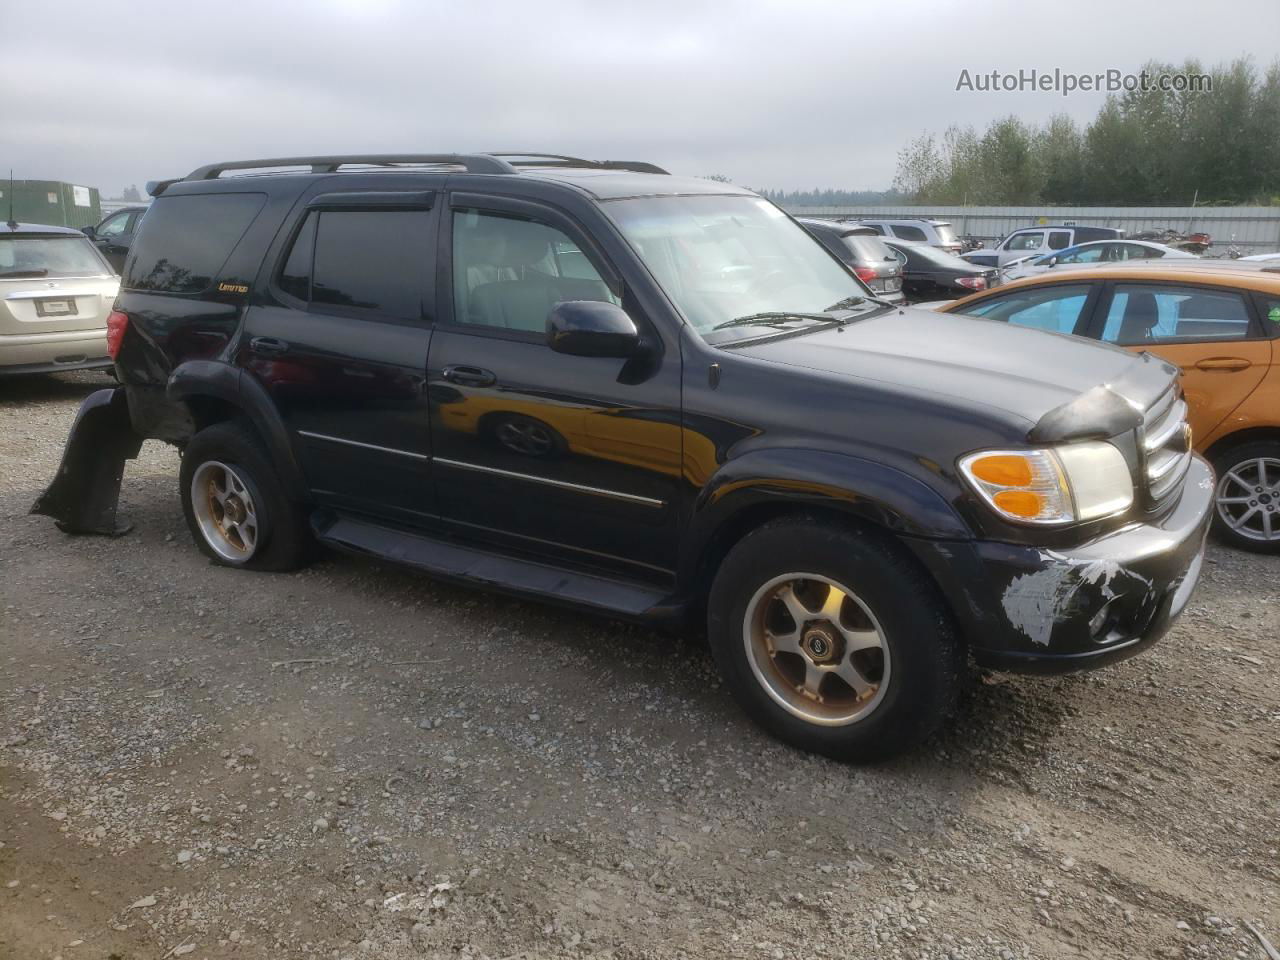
[606,195,878,341]
[0,235,110,279]
[933,222,959,244]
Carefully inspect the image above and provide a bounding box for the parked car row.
[31,152,1215,763]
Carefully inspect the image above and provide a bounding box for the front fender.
[681,447,973,582]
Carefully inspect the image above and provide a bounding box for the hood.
[733,307,1176,436]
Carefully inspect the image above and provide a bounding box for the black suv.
[34,153,1213,761]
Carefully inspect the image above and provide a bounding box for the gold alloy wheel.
[190,460,260,561]
[742,573,890,726]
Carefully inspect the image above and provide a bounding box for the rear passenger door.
[240,189,438,524]
[425,193,683,581]
[1088,281,1272,441]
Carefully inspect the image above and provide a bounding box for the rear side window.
[1047,231,1072,250]
[1258,296,1280,334]
[276,210,430,321]
[891,224,928,242]
[125,193,265,294]
[1100,284,1253,344]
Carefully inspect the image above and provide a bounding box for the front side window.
[891,224,928,242]
[606,195,882,342]
[97,212,131,238]
[276,209,429,320]
[1100,284,1253,344]
[952,283,1092,334]
[1006,232,1043,252]
[451,210,616,333]
[126,193,265,294]
[0,235,110,279]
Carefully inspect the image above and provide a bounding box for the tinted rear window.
[891,224,928,242]
[843,235,896,263]
[277,209,429,320]
[125,193,265,294]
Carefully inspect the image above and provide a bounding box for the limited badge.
[218,282,249,295]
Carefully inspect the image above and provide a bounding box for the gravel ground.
[2,371,1278,960]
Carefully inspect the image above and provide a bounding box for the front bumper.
[908,455,1213,674]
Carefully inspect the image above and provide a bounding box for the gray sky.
[4,0,1278,197]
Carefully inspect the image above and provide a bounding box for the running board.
[311,513,678,622]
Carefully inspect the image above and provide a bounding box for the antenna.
[5,170,16,230]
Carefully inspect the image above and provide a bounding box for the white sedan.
[1,222,118,376]
[1000,239,1197,281]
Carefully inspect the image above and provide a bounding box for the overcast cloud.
[4,0,1278,196]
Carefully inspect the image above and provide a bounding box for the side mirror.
[547,300,642,358]
[1046,256,1058,267]
[81,225,96,238]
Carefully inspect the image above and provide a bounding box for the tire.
[1209,441,1280,554]
[179,421,311,572]
[707,515,963,762]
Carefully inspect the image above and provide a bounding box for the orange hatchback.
[942,261,1280,552]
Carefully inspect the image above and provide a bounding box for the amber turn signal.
[968,454,1034,487]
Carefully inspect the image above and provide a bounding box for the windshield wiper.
[823,295,866,311]
[0,269,49,279]
[712,311,833,332]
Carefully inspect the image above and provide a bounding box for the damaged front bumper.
[29,386,143,536]
[912,455,1214,674]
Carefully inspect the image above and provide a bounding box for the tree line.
[892,58,1280,206]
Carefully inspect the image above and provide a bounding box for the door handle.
[441,364,496,387]
[250,336,290,355]
[1194,357,1251,371]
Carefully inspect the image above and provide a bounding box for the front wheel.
[180,421,311,571]
[1211,442,1280,553]
[707,516,963,762]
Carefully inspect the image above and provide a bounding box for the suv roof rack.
[486,153,670,175]
[148,153,672,196]
[185,154,520,181]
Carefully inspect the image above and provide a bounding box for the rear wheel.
[707,516,963,761]
[180,421,311,571]
[1211,441,1280,553]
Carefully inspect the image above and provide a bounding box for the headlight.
[959,442,1133,525]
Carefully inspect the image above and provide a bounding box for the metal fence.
[783,204,1280,254]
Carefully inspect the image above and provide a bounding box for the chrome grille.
[1140,388,1192,502]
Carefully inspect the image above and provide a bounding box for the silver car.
[1,222,118,376]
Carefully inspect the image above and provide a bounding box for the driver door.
[425,193,683,582]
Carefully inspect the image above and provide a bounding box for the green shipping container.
[0,179,102,229]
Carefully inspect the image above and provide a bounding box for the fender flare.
[679,446,973,584]
[166,360,305,493]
